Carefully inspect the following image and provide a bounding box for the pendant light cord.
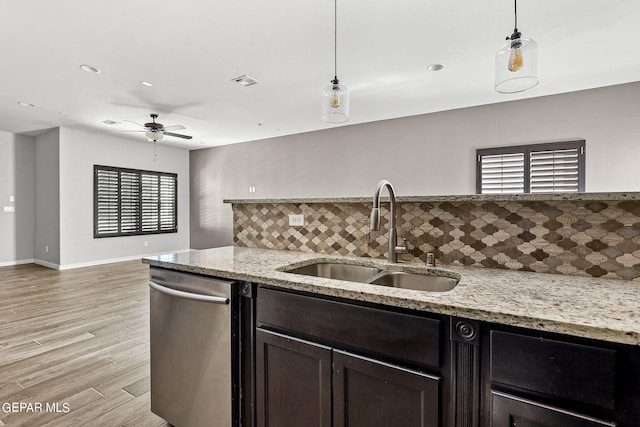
[334,0,338,78]
[513,0,518,31]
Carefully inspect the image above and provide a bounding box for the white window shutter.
[480,153,525,194]
[530,148,580,193]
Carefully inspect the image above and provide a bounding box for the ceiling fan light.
[146,130,163,141]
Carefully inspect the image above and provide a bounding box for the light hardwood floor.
[0,261,169,427]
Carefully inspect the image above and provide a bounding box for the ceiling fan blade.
[163,132,193,140]
[123,120,146,128]
[163,124,186,131]
[113,130,147,132]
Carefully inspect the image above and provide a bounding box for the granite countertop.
[223,191,640,204]
[143,246,640,346]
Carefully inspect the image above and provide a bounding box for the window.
[476,140,585,194]
[94,165,177,238]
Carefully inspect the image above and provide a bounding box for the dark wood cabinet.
[333,350,440,427]
[255,286,445,427]
[491,392,615,427]
[484,327,640,427]
[257,286,441,368]
[254,285,640,427]
[490,331,616,410]
[256,328,440,427]
[256,329,332,427]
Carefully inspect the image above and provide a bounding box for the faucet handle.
[395,237,410,254]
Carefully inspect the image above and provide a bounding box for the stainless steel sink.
[368,271,459,292]
[285,262,382,283]
[283,261,460,292]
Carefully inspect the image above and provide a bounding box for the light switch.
[9,195,15,203]
[4,206,15,213]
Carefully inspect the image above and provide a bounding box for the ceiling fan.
[122,113,192,141]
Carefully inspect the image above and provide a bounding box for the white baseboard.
[34,259,61,269]
[4,250,192,271]
[57,249,192,270]
[0,258,35,267]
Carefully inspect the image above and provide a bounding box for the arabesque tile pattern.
[232,200,640,280]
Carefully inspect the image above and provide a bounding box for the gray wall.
[34,128,60,266]
[0,131,35,265]
[190,82,640,249]
[58,127,190,267]
[0,126,189,268]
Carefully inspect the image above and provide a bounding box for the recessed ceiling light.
[102,120,120,125]
[141,81,153,87]
[79,64,101,74]
[17,102,34,107]
[59,111,70,115]
[427,64,444,72]
[231,75,260,86]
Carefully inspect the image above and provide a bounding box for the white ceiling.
[1,0,639,149]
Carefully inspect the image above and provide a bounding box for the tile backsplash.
[232,198,640,280]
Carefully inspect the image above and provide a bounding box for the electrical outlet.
[45,245,49,253]
[3,206,15,213]
[248,186,256,193]
[144,241,149,247]
[9,195,15,202]
[289,214,304,227]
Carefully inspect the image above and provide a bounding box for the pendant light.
[495,0,539,94]
[321,0,349,123]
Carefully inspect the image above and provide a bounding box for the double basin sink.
[282,261,460,292]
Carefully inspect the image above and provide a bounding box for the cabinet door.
[256,329,332,427]
[333,350,440,427]
[491,392,615,427]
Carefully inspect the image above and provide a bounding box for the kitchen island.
[144,246,640,427]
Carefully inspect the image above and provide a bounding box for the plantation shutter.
[529,147,581,193]
[94,165,177,237]
[479,152,525,194]
[159,175,178,231]
[95,168,120,235]
[141,174,160,232]
[477,141,584,194]
[120,172,141,233]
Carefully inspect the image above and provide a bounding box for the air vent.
[79,64,101,74]
[102,120,120,125]
[230,75,260,86]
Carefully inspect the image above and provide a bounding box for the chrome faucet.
[369,179,409,263]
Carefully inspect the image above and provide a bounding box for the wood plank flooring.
[0,261,169,427]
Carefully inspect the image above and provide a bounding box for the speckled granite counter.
[143,246,640,346]
[224,191,640,204]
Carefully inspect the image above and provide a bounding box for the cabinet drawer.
[491,331,616,410]
[492,391,615,427]
[257,287,441,368]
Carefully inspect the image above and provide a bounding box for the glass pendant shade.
[321,80,350,123]
[495,36,539,94]
[146,130,163,141]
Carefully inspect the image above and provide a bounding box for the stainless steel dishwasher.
[149,267,245,427]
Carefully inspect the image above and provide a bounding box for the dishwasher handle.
[149,281,230,305]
